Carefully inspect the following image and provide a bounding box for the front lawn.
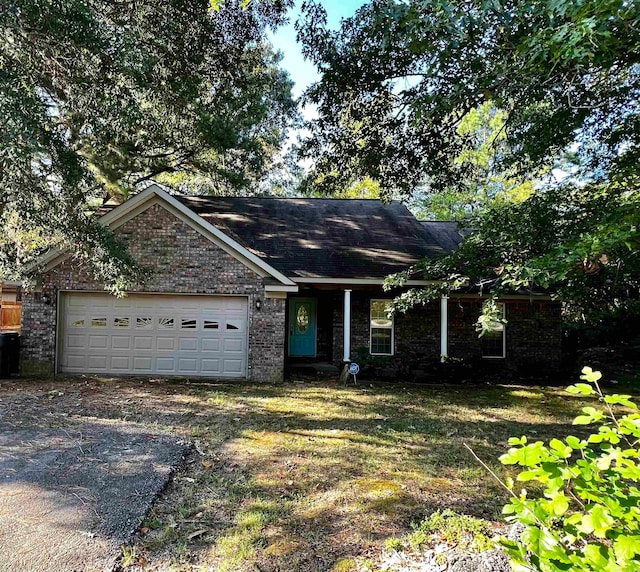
[0,376,606,570]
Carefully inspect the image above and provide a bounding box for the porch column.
[343,289,352,362]
[440,295,448,362]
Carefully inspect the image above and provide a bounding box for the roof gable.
[40,185,296,286]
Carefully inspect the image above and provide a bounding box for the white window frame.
[369,299,394,356]
[482,303,506,359]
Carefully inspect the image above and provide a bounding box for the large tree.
[389,183,640,331]
[298,0,640,327]
[1,0,295,289]
[298,0,639,195]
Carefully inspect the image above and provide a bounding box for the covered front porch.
[282,284,563,379]
[283,284,447,378]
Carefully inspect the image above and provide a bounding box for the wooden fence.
[0,302,22,331]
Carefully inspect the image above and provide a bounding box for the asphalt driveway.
[0,391,190,572]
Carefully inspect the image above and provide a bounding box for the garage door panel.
[111,336,131,350]
[223,339,244,353]
[178,358,198,372]
[60,293,247,378]
[201,338,220,352]
[179,338,198,351]
[65,355,86,369]
[201,359,220,373]
[66,334,86,349]
[133,356,153,370]
[87,356,108,370]
[134,336,153,350]
[222,359,243,374]
[156,357,176,372]
[89,335,108,349]
[157,337,176,351]
[110,356,130,370]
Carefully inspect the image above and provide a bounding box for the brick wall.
[447,298,562,368]
[21,202,285,382]
[340,292,440,367]
[329,291,562,373]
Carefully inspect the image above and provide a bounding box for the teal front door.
[288,299,317,356]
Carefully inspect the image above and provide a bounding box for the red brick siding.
[21,203,285,381]
[329,291,562,371]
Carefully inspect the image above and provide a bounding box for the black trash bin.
[0,332,20,378]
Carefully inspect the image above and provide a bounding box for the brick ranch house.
[21,184,561,382]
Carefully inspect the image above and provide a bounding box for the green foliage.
[300,0,640,332]
[353,346,392,369]
[298,0,639,196]
[385,537,404,552]
[331,177,381,200]
[408,509,493,553]
[387,182,640,331]
[414,102,535,220]
[120,544,139,567]
[1,0,295,289]
[499,367,640,571]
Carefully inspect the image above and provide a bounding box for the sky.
[268,0,369,101]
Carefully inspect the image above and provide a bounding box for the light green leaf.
[549,438,572,458]
[583,543,609,568]
[566,435,585,449]
[517,470,541,482]
[613,534,640,561]
[581,367,603,383]
[566,383,596,395]
[604,394,637,409]
[547,494,569,516]
[566,513,583,526]
[579,506,614,538]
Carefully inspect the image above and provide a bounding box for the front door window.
[296,304,309,333]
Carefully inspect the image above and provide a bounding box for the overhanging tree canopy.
[298,0,639,195]
[1,0,296,289]
[298,0,640,326]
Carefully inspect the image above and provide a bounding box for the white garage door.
[59,292,248,377]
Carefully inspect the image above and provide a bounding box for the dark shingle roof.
[420,221,465,252]
[175,196,451,279]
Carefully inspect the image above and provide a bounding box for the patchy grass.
[0,376,615,571]
[407,509,494,553]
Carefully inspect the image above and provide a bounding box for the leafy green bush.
[499,367,640,571]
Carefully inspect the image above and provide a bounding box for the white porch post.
[343,289,352,362]
[440,295,448,362]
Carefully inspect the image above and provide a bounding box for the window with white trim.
[370,300,394,355]
[481,303,506,358]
